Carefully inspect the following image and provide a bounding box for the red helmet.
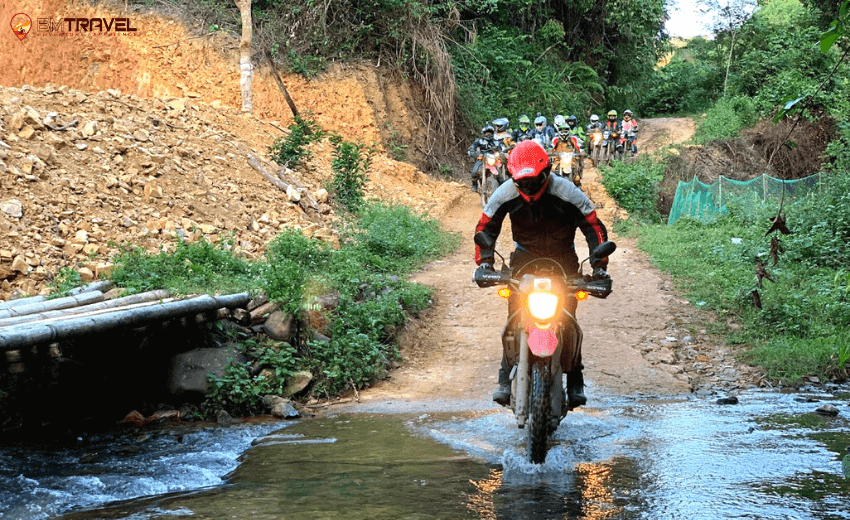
[507,140,551,202]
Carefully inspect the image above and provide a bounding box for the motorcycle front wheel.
[481,175,499,207]
[527,362,551,464]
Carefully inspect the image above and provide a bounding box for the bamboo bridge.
[0,282,251,371]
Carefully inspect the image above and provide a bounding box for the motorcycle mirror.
[474,232,495,250]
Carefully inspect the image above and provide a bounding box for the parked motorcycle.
[473,236,616,463]
[475,149,505,208]
[550,151,583,187]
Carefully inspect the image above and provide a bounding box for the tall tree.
[698,0,757,95]
[236,0,254,113]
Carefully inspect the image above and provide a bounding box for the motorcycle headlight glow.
[528,292,558,320]
[486,156,496,166]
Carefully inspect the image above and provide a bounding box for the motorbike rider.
[512,115,535,143]
[531,113,555,149]
[467,122,502,192]
[566,115,586,152]
[552,114,582,154]
[603,110,624,155]
[492,118,513,149]
[585,114,602,135]
[474,139,611,409]
[621,109,639,155]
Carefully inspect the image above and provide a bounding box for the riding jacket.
[467,137,502,157]
[474,175,609,273]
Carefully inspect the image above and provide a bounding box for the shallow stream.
[1,389,847,519]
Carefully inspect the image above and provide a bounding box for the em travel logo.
[9,12,139,41]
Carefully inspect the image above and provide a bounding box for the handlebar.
[473,268,612,299]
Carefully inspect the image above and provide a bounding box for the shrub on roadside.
[599,156,665,220]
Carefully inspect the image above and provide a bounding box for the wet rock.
[815,404,839,416]
[216,410,234,424]
[716,395,739,405]
[121,410,146,426]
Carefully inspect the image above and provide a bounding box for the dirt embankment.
[0,0,464,300]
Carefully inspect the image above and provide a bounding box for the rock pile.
[0,84,466,301]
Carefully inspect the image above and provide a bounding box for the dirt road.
[347,118,760,408]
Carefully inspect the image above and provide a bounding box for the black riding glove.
[592,267,610,281]
[474,263,495,288]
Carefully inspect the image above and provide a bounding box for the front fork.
[511,329,564,429]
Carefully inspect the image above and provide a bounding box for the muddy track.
[343,118,761,412]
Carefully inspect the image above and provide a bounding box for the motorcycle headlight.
[528,292,558,320]
[486,156,496,166]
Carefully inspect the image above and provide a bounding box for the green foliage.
[268,117,325,169]
[203,361,267,417]
[599,156,665,219]
[449,24,603,127]
[693,96,757,143]
[107,238,257,296]
[636,178,850,383]
[331,139,375,213]
[383,122,408,161]
[353,203,458,271]
[46,267,82,298]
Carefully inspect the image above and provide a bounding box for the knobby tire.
[527,362,551,464]
[482,176,499,207]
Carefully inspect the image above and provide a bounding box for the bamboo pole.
[0,281,112,311]
[0,290,171,328]
[0,291,105,320]
[0,293,251,351]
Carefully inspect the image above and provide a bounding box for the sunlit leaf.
[784,95,805,110]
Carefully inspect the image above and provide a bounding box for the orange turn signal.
[498,288,512,299]
[575,290,589,301]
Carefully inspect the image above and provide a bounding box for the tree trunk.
[236,0,253,113]
[723,31,736,96]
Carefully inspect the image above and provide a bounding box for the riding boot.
[566,369,587,407]
[492,354,511,406]
[471,178,479,193]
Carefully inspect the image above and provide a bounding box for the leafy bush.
[108,238,257,296]
[331,139,374,213]
[268,117,324,169]
[599,156,665,219]
[693,96,757,144]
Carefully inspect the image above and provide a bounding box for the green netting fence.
[667,173,824,225]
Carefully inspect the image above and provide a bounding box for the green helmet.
[518,114,531,130]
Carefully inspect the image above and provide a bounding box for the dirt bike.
[472,235,616,464]
[550,150,583,187]
[475,148,505,208]
[587,127,604,167]
[623,129,638,159]
[600,129,623,165]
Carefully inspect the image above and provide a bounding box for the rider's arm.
[474,196,509,265]
[577,209,609,269]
